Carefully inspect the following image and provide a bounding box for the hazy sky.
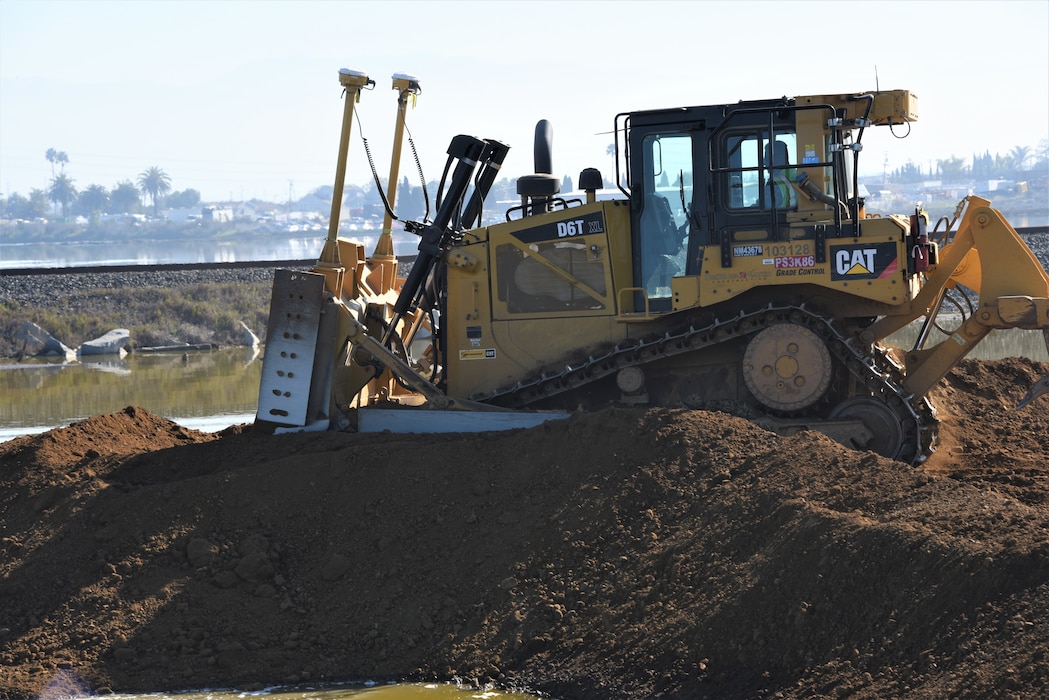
[2,0,1047,203]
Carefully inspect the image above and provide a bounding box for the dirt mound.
[2,360,1049,699]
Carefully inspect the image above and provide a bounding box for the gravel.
[0,266,291,308]
[1021,232,1049,268]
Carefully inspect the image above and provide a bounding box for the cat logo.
[830,242,899,281]
[836,248,877,275]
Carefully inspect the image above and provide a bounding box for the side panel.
[491,207,616,321]
[679,218,914,309]
[444,202,634,399]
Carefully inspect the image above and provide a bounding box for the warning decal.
[460,348,497,360]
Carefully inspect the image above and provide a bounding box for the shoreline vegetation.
[0,267,284,359]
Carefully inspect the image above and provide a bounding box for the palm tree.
[45,148,58,178]
[1009,145,1032,175]
[45,148,69,178]
[77,184,109,215]
[110,181,142,214]
[48,173,77,219]
[137,166,172,217]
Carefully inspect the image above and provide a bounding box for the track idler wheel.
[829,397,906,460]
[742,323,832,411]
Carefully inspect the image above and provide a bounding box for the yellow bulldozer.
[256,68,1049,465]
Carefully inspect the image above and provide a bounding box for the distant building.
[202,206,233,223]
[163,207,201,223]
[975,180,1014,194]
[294,193,331,214]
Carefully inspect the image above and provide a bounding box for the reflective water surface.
[0,234,420,270]
[0,237,317,269]
[0,348,263,442]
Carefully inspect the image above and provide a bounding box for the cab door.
[627,121,707,312]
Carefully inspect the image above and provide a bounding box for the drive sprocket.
[742,323,833,411]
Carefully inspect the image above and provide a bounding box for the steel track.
[473,304,938,464]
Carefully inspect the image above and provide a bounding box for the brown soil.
[2,358,1049,699]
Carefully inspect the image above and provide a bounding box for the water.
[0,348,262,443]
[0,237,324,269]
[1006,214,1049,228]
[0,234,421,270]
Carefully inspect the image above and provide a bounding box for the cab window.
[638,133,693,300]
[721,130,797,210]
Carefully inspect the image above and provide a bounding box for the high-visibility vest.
[770,168,797,208]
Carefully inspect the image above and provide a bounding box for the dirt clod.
[2,359,1048,699]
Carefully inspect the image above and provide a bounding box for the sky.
[1,0,1047,204]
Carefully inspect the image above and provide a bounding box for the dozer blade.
[256,270,337,429]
